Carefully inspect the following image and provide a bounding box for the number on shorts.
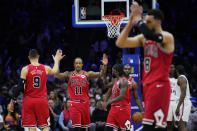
[33,76,40,88]
[144,57,151,72]
[75,87,83,95]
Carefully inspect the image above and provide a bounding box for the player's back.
[111,77,131,107]
[143,40,173,85]
[23,64,47,98]
[68,71,89,102]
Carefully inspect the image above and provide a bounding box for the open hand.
[101,53,108,66]
[130,2,143,24]
[63,126,69,131]
[52,49,65,62]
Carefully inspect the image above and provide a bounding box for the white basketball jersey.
[175,75,191,100]
[169,77,178,100]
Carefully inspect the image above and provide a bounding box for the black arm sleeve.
[12,79,25,100]
[137,20,163,43]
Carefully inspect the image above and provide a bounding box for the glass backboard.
[72,0,157,27]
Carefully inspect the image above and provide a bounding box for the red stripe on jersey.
[180,101,184,120]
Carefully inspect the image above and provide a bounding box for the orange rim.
[103,15,125,25]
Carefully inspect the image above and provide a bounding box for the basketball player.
[54,54,108,131]
[167,64,178,131]
[174,65,192,131]
[116,2,174,130]
[103,64,144,114]
[123,64,144,113]
[8,49,64,131]
[102,64,132,131]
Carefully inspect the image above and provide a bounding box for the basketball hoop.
[103,10,125,38]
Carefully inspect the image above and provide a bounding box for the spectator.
[49,99,60,131]
[191,78,197,97]
[95,88,103,101]
[91,100,108,131]
[11,95,23,128]
[0,0,196,130]
[0,113,3,130]
[0,86,10,113]
[187,105,197,131]
[2,104,20,131]
[49,91,57,100]
[49,90,63,115]
[58,99,72,131]
[90,97,96,117]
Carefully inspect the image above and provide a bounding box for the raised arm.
[20,66,28,79]
[116,28,144,48]
[104,88,112,102]
[102,72,116,89]
[161,32,174,53]
[45,49,64,75]
[132,81,144,112]
[86,53,108,79]
[123,2,174,53]
[116,3,144,48]
[100,54,112,88]
[55,71,71,80]
[86,71,102,79]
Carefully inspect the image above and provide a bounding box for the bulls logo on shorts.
[125,120,131,130]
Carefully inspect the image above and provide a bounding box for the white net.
[103,15,125,38]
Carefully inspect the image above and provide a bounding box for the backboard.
[72,0,157,27]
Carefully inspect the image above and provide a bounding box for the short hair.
[112,64,125,76]
[176,65,185,74]
[74,57,83,64]
[147,9,164,21]
[29,49,39,58]
[124,64,131,68]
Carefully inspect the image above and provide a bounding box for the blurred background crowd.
[0,0,197,130]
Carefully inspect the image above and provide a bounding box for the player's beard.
[125,73,129,78]
[76,67,81,72]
